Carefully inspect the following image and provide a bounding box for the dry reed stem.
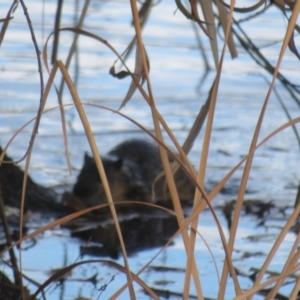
[198,0,219,67]
[218,0,300,297]
[185,0,241,298]
[234,265,300,300]
[219,0,266,13]
[217,1,248,298]
[248,203,300,299]
[290,275,300,300]
[16,66,58,298]
[215,0,238,59]
[246,2,300,299]
[16,0,45,165]
[113,6,151,69]
[31,259,159,299]
[132,4,227,299]
[56,0,91,174]
[4,16,59,295]
[0,1,18,46]
[126,1,201,298]
[206,113,300,206]
[129,2,206,299]
[234,227,300,299]
[183,79,215,296]
[55,61,136,299]
[264,219,300,299]
[186,119,300,299]
[11,3,49,294]
[120,43,150,108]
[15,26,56,296]
[43,32,138,300]
[113,211,221,297]
[0,184,21,287]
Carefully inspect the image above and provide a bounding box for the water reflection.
[71,212,179,259]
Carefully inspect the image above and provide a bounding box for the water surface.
[0,0,299,299]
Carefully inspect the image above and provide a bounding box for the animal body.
[0,148,61,212]
[73,139,195,206]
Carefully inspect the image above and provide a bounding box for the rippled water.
[0,0,299,299]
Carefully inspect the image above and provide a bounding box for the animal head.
[73,153,128,206]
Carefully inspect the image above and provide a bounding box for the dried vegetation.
[0,0,300,299]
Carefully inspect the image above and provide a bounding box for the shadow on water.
[1,196,298,299]
[67,210,180,260]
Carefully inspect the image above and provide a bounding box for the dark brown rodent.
[0,148,61,212]
[73,139,195,206]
